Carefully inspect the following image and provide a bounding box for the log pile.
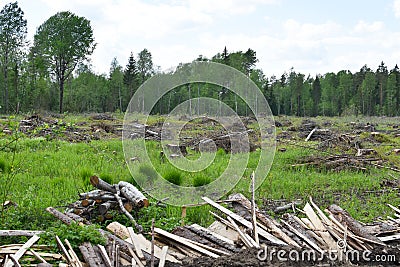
[64,176,148,229]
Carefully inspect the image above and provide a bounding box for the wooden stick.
[250,171,259,245]
[158,246,168,267]
[65,239,83,267]
[226,217,254,248]
[126,245,145,267]
[281,220,324,254]
[55,236,73,265]
[97,245,112,267]
[151,218,155,267]
[114,184,142,232]
[29,249,47,264]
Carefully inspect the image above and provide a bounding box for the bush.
[163,170,182,185]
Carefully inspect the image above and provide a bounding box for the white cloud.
[354,20,384,33]
[394,0,400,18]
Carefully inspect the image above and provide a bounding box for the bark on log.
[327,204,385,246]
[0,230,44,237]
[118,181,149,208]
[46,207,74,225]
[90,176,117,194]
[99,201,118,215]
[186,225,240,253]
[79,242,105,267]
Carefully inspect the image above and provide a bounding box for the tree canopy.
[33,11,95,113]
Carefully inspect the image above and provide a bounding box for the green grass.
[0,114,400,242]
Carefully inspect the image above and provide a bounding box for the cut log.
[46,207,74,225]
[186,225,240,253]
[154,227,219,258]
[0,230,44,237]
[79,242,104,267]
[90,176,117,193]
[327,204,385,246]
[99,201,118,215]
[118,181,149,208]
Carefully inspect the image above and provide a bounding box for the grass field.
[0,113,400,246]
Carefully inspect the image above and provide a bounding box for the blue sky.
[9,0,400,77]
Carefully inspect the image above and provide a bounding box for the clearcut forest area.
[1,113,400,266]
[2,1,400,266]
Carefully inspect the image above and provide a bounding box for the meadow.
[0,113,399,246]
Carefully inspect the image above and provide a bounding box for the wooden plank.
[226,217,255,248]
[387,204,400,214]
[5,235,40,267]
[97,245,112,267]
[65,239,83,267]
[158,246,168,267]
[202,197,252,228]
[126,246,145,267]
[281,220,324,254]
[127,227,145,260]
[203,197,287,246]
[125,233,179,263]
[304,203,337,250]
[309,197,331,226]
[154,227,219,258]
[207,221,239,242]
[378,234,400,242]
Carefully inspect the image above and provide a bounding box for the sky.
[7,0,400,77]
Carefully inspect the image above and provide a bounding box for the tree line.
[1,2,400,116]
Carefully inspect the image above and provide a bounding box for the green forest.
[1,2,400,117]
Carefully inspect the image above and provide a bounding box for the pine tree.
[123,52,138,98]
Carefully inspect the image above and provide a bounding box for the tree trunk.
[59,77,64,113]
[4,49,9,113]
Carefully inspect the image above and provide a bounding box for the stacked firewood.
[65,176,149,228]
